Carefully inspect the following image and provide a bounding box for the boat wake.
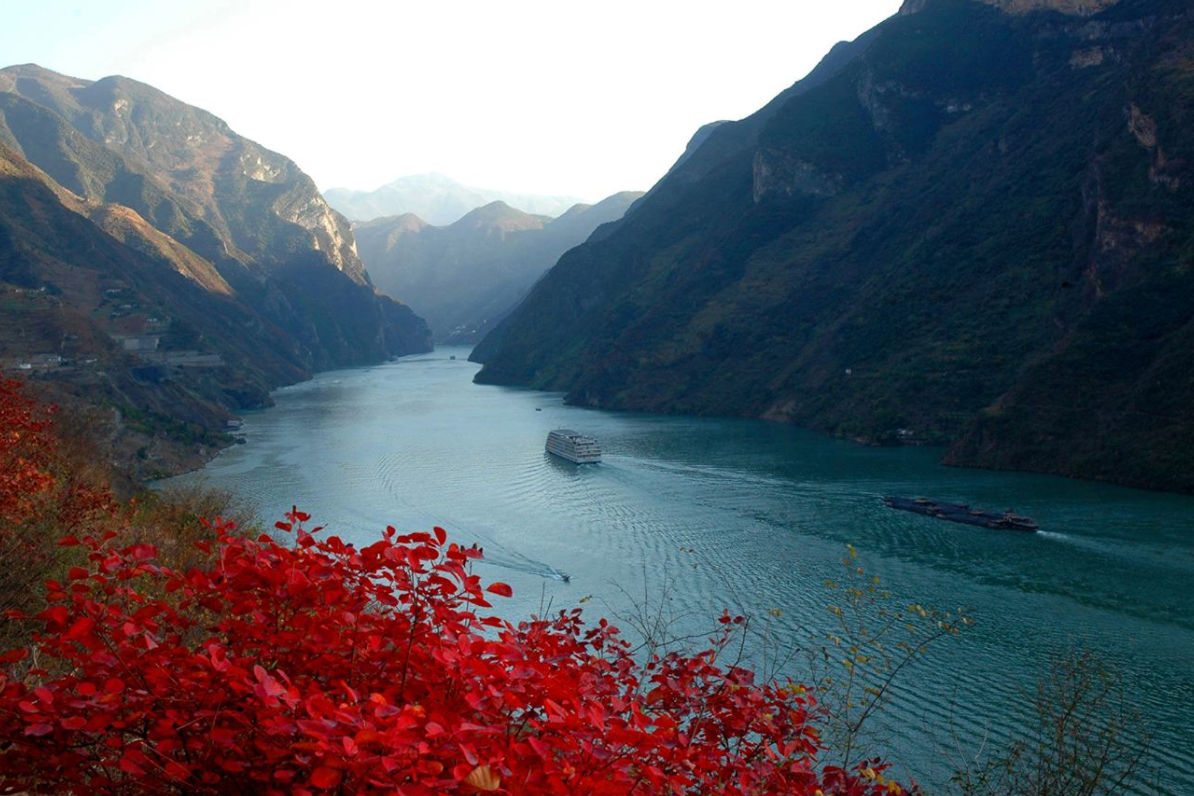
[422,516,568,583]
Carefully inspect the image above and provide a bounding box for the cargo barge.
[883,496,1038,532]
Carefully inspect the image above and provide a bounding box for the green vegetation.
[474,0,1194,493]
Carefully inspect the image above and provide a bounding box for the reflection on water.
[163,348,1194,793]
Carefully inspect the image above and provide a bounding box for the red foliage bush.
[0,378,55,525]
[0,380,117,637]
[0,508,911,795]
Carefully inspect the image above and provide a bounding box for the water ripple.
[161,348,1194,795]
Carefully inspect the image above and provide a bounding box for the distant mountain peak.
[470,199,517,214]
[355,212,428,233]
[554,202,596,222]
[356,189,641,343]
[324,174,588,225]
[453,200,547,230]
[0,63,85,84]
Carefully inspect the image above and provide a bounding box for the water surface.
[164,348,1194,793]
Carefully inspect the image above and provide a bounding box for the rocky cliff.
[473,0,1194,493]
[0,65,431,477]
[0,66,366,282]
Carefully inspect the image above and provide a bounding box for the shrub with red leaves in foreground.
[0,508,913,795]
[0,378,55,527]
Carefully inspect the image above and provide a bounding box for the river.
[162,348,1194,793]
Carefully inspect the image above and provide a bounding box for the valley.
[472,0,1194,493]
[1,1,1192,792]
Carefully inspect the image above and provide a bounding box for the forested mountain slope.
[473,0,1194,492]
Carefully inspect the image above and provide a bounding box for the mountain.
[0,64,430,477]
[325,173,586,225]
[472,0,1194,493]
[355,192,642,343]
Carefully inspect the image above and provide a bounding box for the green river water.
[163,349,1194,793]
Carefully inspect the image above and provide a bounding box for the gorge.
[472,0,1194,494]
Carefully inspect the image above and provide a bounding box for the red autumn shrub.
[0,510,912,795]
[0,380,118,640]
[0,378,55,525]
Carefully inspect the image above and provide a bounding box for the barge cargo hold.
[883,496,1038,532]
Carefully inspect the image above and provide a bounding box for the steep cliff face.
[0,66,366,283]
[474,0,1194,493]
[0,64,430,376]
[0,141,299,477]
[0,65,432,476]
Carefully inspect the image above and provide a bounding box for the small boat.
[545,429,601,464]
[883,496,1038,532]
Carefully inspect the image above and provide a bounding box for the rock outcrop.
[0,65,431,477]
[473,0,1194,493]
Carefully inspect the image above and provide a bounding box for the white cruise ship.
[545,429,602,464]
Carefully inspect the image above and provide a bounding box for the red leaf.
[486,582,513,598]
[310,766,342,790]
[527,735,550,759]
[163,760,191,781]
[38,605,69,627]
[64,616,95,641]
[24,723,53,737]
[129,544,157,561]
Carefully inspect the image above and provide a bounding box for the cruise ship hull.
[546,429,601,464]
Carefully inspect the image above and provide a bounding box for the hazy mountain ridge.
[472,0,1194,492]
[0,64,431,476]
[325,173,586,225]
[356,192,642,343]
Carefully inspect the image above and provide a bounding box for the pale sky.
[2,0,902,201]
